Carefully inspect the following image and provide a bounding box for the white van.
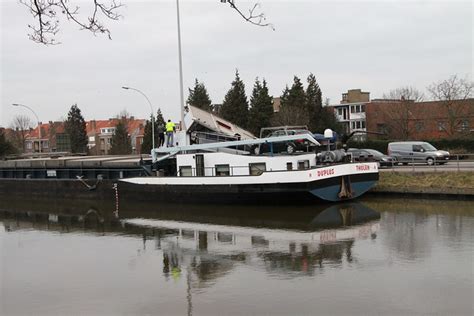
[387,141,450,165]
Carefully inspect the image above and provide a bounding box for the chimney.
[91,120,97,134]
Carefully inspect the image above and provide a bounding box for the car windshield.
[292,130,311,135]
[421,143,437,151]
[365,149,384,156]
[269,129,309,137]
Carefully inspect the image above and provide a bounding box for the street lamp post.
[122,86,155,151]
[12,103,42,153]
[176,0,185,131]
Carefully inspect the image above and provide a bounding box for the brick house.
[23,121,67,153]
[366,98,474,140]
[14,118,145,155]
[329,89,473,141]
[86,118,145,155]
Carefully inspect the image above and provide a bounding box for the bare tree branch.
[382,86,424,102]
[21,1,273,45]
[427,74,473,136]
[20,0,123,45]
[224,0,275,30]
[9,115,33,153]
[382,87,425,140]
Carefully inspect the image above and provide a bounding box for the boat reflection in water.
[1,200,379,278]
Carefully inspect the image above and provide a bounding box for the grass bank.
[372,171,474,196]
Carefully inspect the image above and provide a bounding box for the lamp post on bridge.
[122,86,155,151]
[12,103,42,153]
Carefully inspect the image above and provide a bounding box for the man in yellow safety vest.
[165,119,176,147]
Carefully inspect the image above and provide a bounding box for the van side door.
[395,144,410,163]
[412,144,425,162]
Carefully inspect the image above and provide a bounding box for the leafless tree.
[271,104,308,127]
[20,0,123,45]
[116,109,132,120]
[223,0,274,30]
[382,87,425,140]
[427,75,474,137]
[9,115,33,152]
[382,86,425,102]
[21,0,273,45]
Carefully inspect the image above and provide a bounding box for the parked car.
[347,148,395,167]
[255,128,316,154]
[387,141,450,165]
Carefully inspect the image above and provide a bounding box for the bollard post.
[412,157,415,172]
[457,154,460,172]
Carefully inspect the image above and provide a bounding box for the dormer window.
[100,127,116,134]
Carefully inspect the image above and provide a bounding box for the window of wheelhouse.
[179,166,192,177]
[297,160,310,170]
[286,162,293,170]
[249,163,266,175]
[215,164,230,176]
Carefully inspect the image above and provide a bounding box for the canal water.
[1,196,473,315]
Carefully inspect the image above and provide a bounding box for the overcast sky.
[0,0,472,127]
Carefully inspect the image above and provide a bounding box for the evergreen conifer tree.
[141,108,166,153]
[187,79,212,111]
[274,76,308,126]
[220,70,249,128]
[248,78,274,136]
[110,119,132,155]
[305,73,323,132]
[321,98,343,134]
[156,108,166,128]
[140,114,156,154]
[64,104,88,153]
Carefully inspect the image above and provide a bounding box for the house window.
[361,121,366,129]
[460,120,469,131]
[416,121,424,132]
[297,160,310,170]
[351,121,355,129]
[337,108,343,116]
[438,121,446,131]
[249,163,266,175]
[361,104,365,112]
[26,141,32,149]
[377,124,388,134]
[107,138,111,145]
[355,105,360,113]
[356,121,361,129]
[350,106,355,113]
[179,166,193,177]
[42,141,49,149]
[215,164,230,176]
[286,162,293,170]
[101,128,115,134]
